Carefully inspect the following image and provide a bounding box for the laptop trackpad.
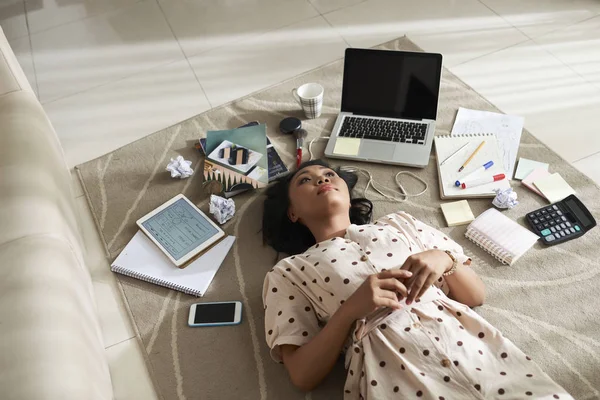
[360,141,395,160]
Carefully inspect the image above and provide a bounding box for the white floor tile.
[31,0,183,103]
[572,152,600,186]
[25,0,139,35]
[535,15,600,89]
[44,57,210,168]
[324,0,528,67]
[451,40,600,162]
[158,0,318,58]
[75,196,136,348]
[479,0,600,39]
[309,0,365,15]
[71,168,84,198]
[189,15,348,107]
[106,338,159,400]
[8,35,37,96]
[0,0,28,40]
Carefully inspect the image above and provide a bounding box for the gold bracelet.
[443,250,458,277]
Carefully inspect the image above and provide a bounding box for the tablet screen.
[140,198,219,261]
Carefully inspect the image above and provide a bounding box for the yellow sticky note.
[333,138,361,156]
[440,200,475,226]
[533,173,575,203]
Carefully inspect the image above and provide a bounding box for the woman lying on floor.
[261,159,572,400]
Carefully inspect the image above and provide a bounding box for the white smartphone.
[188,301,243,327]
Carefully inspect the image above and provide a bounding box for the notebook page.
[451,107,524,179]
[470,209,538,262]
[436,135,511,197]
[112,231,235,295]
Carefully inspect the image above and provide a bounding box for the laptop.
[324,48,443,168]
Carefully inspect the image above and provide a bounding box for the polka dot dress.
[262,212,573,399]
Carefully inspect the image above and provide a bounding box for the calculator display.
[565,198,592,227]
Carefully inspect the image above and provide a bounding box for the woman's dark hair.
[262,159,373,255]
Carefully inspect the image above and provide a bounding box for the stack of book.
[197,122,289,198]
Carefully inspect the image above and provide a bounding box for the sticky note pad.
[333,138,361,156]
[514,158,549,180]
[533,173,576,203]
[440,200,475,227]
[521,167,550,198]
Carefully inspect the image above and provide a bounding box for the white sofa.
[0,27,114,399]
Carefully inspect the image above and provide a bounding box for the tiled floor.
[5,0,600,398]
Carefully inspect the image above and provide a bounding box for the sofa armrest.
[0,26,34,96]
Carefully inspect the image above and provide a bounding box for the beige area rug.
[77,37,600,400]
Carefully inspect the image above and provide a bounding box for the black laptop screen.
[341,49,442,120]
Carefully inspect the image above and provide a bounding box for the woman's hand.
[400,250,453,305]
[340,270,413,321]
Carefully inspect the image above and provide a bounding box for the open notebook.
[111,231,235,296]
[435,134,511,199]
[465,209,538,266]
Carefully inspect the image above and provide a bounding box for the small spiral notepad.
[111,231,235,296]
[465,209,539,266]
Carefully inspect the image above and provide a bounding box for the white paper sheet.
[451,107,524,180]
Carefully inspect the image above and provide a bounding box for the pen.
[460,173,505,189]
[455,161,494,187]
[458,141,486,172]
[440,142,469,166]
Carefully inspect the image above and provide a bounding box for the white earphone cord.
[308,136,428,202]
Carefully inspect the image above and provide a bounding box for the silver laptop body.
[324,48,443,168]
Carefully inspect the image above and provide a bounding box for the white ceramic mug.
[292,83,324,119]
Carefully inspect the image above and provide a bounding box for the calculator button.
[543,223,549,228]
[566,221,571,227]
[545,234,556,242]
[575,225,581,232]
[557,210,563,216]
[541,210,548,215]
[561,216,567,222]
[553,205,559,210]
[560,223,566,229]
[570,227,576,234]
[555,218,562,224]
[550,227,556,233]
[535,211,541,217]
[533,219,539,224]
[539,216,546,222]
[550,212,557,218]
[540,228,552,236]
[536,224,544,230]
[560,231,566,237]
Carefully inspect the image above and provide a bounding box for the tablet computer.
[136,194,225,267]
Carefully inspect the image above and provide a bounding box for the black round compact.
[279,117,302,135]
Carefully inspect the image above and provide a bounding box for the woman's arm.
[280,306,355,392]
[443,257,486,307]
[401,250,485,307]
[280,270,412,392]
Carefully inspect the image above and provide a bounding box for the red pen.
[295,129,307,168]
[461,173,505,189]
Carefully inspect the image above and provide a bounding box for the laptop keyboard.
[339,116,427,145]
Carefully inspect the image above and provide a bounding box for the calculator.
[526,194,596,245]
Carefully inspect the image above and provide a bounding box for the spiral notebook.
[465,209,538,266]
[435,134,511,199]
[111,231,235,296]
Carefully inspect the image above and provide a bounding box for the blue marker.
[455,161,494,186]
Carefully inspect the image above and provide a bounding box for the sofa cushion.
[0,91,84,265]
[0,235,112,400]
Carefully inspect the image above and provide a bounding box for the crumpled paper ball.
[166,156,193,179]
[493,188,518,209]
[209,195,235,224]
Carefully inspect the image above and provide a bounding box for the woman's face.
[287,165,350,223]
